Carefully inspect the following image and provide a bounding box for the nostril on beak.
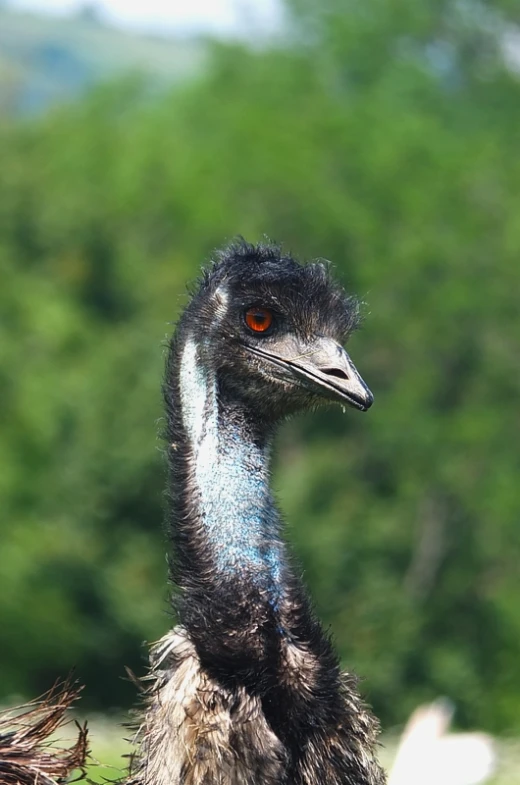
[322,367,349,381]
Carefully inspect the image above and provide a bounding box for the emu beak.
[284,337,374,412]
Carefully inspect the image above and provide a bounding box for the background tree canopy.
[0,0,519,734]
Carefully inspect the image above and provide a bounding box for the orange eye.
[245,307,273,333]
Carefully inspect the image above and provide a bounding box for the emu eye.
[245,307,273,334]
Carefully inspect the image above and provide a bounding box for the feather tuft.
[0,679,88,785]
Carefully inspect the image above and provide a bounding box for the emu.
[129,241,385,785]
[0,241,385,785]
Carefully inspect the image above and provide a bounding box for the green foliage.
[0,0,519,731]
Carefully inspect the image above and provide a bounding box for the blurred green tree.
[0,0,519,731]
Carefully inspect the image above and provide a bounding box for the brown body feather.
[0,680,88,785]
[129,626,383,785]
[129,629,286,785]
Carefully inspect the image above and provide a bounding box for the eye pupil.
[245,308,273,333]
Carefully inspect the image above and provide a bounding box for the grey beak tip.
[361,391,374,411]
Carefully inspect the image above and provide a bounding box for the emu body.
[130,242,385,785]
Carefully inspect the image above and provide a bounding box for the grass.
[80,716,520,785]
[83,716,131,783]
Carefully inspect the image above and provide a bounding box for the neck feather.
[172,337,285,606]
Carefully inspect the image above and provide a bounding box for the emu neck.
[176,338,283,605]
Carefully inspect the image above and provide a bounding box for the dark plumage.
[129,240,385,785]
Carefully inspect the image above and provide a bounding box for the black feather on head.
[169,239,367,423]
[200,239,361,341]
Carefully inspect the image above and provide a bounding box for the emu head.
[177,242,373,423]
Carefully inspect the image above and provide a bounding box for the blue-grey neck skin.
[179,336,284,605]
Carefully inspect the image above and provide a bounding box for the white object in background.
[388,699,496,785]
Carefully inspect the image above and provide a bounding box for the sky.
[9,0,282,35]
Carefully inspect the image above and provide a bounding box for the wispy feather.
[0,679,88,785]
